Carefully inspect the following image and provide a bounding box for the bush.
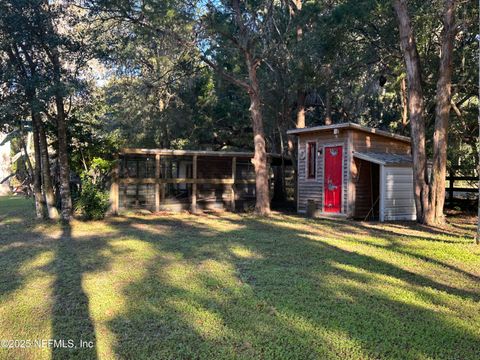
[75,178,110,220]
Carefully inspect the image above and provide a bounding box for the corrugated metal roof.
[353,152,413,166]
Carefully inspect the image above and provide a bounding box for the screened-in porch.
[110,149,291,213]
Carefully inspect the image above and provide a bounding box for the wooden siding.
[297,132,349,214]
[381,166,416,221]
[352,131,411,154]
[352,158,380,219]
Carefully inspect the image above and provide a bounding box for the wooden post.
[231,157,236,211]
[110,155,119,215]
[379,165,385,222]
[155,154,160,212]
[191,155,197,213]
[123,156,127,209]
[135,158,139,207]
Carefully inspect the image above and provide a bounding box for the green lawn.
[0,196,479,360]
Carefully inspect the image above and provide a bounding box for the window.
[307,142,317,179]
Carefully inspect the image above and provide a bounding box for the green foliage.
[81,0,477,179]
[2,0,478,210]
[74,176,110,220]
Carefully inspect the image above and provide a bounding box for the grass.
[0,195,479,360]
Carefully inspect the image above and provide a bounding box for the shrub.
[75,178,110,220]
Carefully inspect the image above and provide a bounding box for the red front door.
[324,146,342,213]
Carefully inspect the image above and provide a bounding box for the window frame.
[307,141,317,179]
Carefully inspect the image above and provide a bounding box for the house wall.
[381,166,417,221]
[297,131,349,214]
[351,131,411,154]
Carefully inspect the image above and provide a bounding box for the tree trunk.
[52,52,72,222]
[287,133,298,206]
[393,0,430,223]
[429,0,456,225]
[297,90,306,129]
[293,0,306,130]
[477,12,480,245]
[34,114,59,219]
[32,114,46,219]
[400,77,408,129]
[477,153,480,244]
[20,134,34,191]
[293,0,303,41]
[325,90,332,125]
[246,54,270,215]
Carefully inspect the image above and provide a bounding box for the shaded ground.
[0,196,479,360]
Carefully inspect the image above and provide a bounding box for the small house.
[287,123,416,221]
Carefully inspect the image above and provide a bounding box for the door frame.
[322,143,345,214]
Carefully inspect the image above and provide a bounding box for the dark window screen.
[307,142,317,179]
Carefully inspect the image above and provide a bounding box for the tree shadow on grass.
[0,202,52,299]
[51,222,98,359]
[264,215,480,284]
[103,214,480,360]
[0,202,116,359]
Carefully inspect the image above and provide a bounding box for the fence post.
[155,154,160,212]
[231,157,236,211]
[448,168,455,204]
[191,155,197,213]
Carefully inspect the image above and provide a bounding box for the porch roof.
[353,152,413,166]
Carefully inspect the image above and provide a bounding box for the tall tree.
[0,22,60,218]
[394,0,457,225]
[477,18,480,245]
[291,0,306,129]
[429,0,456,223]
[1,0,90,221]
[393,0,429,222]
[201,0,273,215]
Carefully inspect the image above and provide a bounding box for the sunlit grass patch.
[0,196,479,360]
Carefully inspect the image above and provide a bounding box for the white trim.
[379,164,385,222]
[323,144,345,214]
[287,122,411,143]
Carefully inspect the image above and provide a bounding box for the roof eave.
[287,122,411,143]
[119,148,287,159]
